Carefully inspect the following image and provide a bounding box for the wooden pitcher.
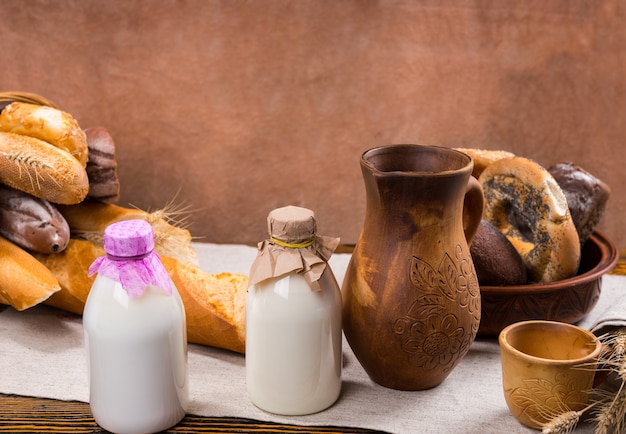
[342,144,484,390]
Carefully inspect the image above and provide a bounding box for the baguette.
[0,235,60,310]
[162,256,247,353]
[36,238,248,353]
[58,200,198,266]
[35,239,101,315]
[0,131,89,204]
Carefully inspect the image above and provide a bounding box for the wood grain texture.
[0,393,385,433]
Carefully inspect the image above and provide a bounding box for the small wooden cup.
[499,320,602,429]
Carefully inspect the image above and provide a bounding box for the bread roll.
[455,148,516,178]
[548,162,611,246]
[0,102,88,167]
[0,131,89,204]
[0,235,60,310]
[470,220,527,286]
[0,184,70,253]
[479,157,580,283]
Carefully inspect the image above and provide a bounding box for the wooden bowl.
[477,231,619,337]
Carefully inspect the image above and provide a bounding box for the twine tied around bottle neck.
[248,206,340,289]
[269,237,315,249]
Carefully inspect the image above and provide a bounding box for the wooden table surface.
[1,249,624,434]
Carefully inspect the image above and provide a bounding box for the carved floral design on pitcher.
[392,244,480,371]
[392,310,465,371]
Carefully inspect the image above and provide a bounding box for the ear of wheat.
[541,327,626,434]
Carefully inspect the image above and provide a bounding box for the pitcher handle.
[463,176,484,245]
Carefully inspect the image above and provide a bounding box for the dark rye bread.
[84,127,120,203]
[0,184,70,254]
[470,220,527,286]
[548,162,610,246]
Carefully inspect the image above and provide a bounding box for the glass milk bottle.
[246,205,342,415]
[83,219,188,434]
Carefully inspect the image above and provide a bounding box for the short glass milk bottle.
[246,205,343,415]
[83,219,188,434]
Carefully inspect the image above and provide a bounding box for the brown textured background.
[1,0,624,247]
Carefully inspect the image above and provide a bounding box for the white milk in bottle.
[83,219,188,434]
[246,205,342,415]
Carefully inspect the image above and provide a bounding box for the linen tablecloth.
[1,243,620,434]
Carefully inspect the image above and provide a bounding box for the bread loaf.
[162,256,247,353]
[548,162,610,246]
[0,184,70,253]
[0,102,88,167]
[0,131,89,204]
[36,238,248,353]
[0,235,60,310]
[58,200,198,266]
[84,127,120,203]
[35,239,101,315]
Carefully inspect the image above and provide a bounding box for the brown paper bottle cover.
[248,205,340,288]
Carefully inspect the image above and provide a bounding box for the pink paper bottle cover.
[88,219,174,297]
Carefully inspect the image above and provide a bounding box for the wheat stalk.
[134,193,195,236]
[539,328,626,434]
[593,376,626,434]
[542,409,584,434]
[4,149,60,192]
[72,198,199,267]
[592,328,626,434]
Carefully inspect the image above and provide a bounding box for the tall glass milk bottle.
[246,205,342,415]
[83,219,188,434]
